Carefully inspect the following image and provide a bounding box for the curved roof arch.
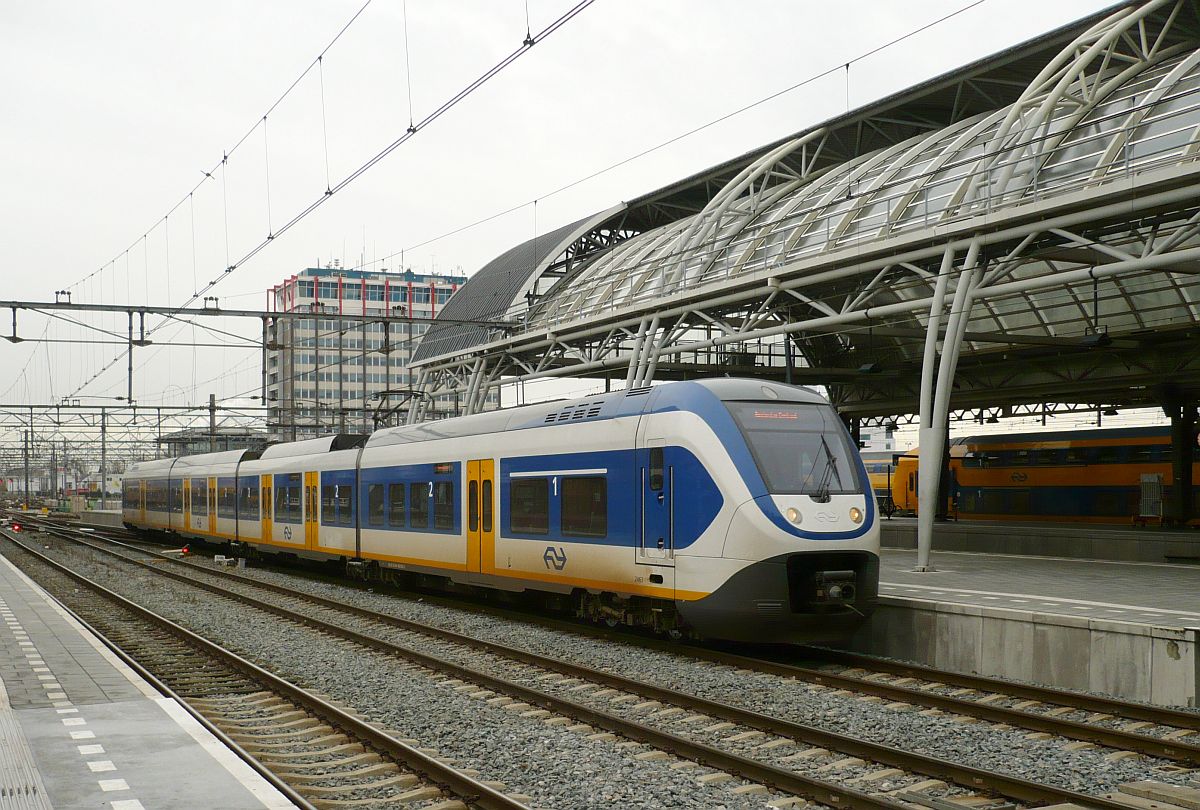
[524,2,1200,331]
[411,207,626,362]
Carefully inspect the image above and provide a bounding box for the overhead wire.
[64,0,597,402]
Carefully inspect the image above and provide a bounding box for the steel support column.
[916,240,981,571]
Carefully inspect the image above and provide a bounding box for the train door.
[208,477,217,535]
[638,444,675,565]
[183,478,192,530]
[466,460,495,574]
[304,471,319,550]
[138,483,146,525]
[261,474,272,544]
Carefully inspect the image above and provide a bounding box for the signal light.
[11,523,21,532]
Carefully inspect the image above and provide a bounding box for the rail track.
[0,526,530,810]
[11,516,1195,810]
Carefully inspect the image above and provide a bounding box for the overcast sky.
[1,0,1123,417]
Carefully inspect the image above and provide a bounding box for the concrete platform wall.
[881,521,1200,563]
[77,510,124,527]
[852,597,1199,707]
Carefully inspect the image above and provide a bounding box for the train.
[122,379,880,644]
[887,425,1200,524]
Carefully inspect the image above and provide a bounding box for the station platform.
[879,547,1200,627]
[852,548,1200,707]
[881,515,1200,564]
[0,552,294,809]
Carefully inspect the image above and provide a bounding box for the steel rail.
[85,523,1200,764]
[796,646,1200,729]
[33,515,1200,744]
[42,523,1145,810]
[0,528,530,810]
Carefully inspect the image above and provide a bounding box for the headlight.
[785,507,803,525]
[849,506,863,524]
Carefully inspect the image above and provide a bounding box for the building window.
[561,477,606,538]
[317,281,338,298]
[509,478,549,534]
[297,280,314,298]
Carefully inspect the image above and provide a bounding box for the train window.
[433,482,454,530]
[1131,445,1156,463]
[409,483,430,528]
[468,481,479,532]
[388,483,406,527]
[238,481,260,516]
[1065,448,1087,464]
[367,484,385,527]
[510,478,549,535]
[1097,446,1119,463]
[192,479,208,516]
[321,485,336,523]
[724,401,863,495]
[561,477,606,538]
[649,448,664,491]
[218,484,237,519]
[274,474,302,523]
[482,480,493,533]
[335,485,354,524]
[1013,450,1031,465]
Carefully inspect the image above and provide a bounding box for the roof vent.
[542,401,607,425]
[625,387,652,397]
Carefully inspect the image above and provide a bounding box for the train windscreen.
[725,402,864,496]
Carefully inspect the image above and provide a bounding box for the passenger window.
[409,483,430,528]
[482,480,493,533]
[433,481,454,530]
[335,485,354,524]
[218,484,237,519]
[321,485,336,523]
[562,477,606,538]
[510,478,549,535]
[192,480,208,516]
[469,480,479,532]
[367,484,385,526]
[388,483,406,527]
[649,448,664,491]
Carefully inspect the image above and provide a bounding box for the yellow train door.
[304,471,320,550]
[183,478,192,529]
[208,477,217,535]
[260,474,272,544]
[467,459,494,574]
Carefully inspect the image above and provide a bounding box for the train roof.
[122,379,833,465]
[366,378,827,449]
[258,434,365,460]
[950,424,1171,447]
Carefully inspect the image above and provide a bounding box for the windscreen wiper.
[812,435,839,503]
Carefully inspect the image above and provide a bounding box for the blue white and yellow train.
[122,379,879,643]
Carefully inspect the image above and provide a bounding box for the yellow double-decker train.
[883,426,1200,524]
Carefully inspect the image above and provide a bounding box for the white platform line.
[881,581,1200,619]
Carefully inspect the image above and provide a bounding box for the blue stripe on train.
[499,448,723,549]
